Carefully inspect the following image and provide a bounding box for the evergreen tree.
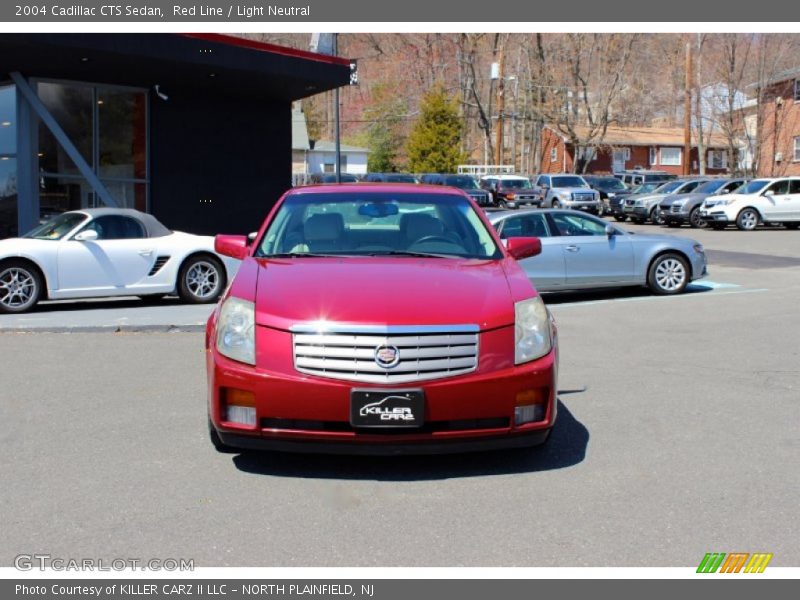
[362,84,406,172]
[405,87,466,173]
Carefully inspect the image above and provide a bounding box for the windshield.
[444,175,479,189]
[23,212,87,240]
[499,178,531,189]
[693,180,728,194]
[630,182,660,194]
[256,192,502,260]
[592,178,627,191]
[736,179,771,194]
[551,176,588,188]
[656,180,685,194]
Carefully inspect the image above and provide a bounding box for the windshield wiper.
[263,252,342,258]
[366,250,456,258]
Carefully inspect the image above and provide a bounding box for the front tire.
[736,208,760,231]
[552,200,562,209]
[650,207,665,225]
[689,207,707,229]
[0,260,43,314]
[648,253,690,295]
[178,255,225,304]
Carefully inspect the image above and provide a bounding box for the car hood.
[253,257,518,332]
[659,192,703,206]
[552,187,595,194]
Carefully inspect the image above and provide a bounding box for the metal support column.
[15,80,39,235]
[10,71,118,209]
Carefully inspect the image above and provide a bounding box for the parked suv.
[583,175,633,216]
[532,174,601,214]
[659,178,747,228]
[614,170,676,189]
[623,178,711,224]
[607,181,662,222]
[479,175,540,209]
[209,183,558,455]
[424,174,492,206]
[699,177,800,230]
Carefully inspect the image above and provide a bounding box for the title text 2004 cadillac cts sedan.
[207,184,558,455]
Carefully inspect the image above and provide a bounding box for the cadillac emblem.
[374,344,400,368]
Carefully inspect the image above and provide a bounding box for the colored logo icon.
[697,552,773,573]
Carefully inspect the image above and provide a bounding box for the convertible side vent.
[148,256,170,276]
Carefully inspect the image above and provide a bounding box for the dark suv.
[659,178,747,228]
[362,173,420,183]
[479,175,540,209]
[423,174,492,206]
[583,175,633,216]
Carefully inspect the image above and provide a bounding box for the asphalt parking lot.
[1,220,798,567]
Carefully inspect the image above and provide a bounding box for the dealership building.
[0,34,352,238]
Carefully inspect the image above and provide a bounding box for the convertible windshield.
[444,175,479,189]
[551,176,588,188]
[23,212,87,240]
[256,192,502,260]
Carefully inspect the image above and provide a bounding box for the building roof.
[0,34,351,102]
[550,125,728,148]
[747,66,800,90]
[311,140,370,153]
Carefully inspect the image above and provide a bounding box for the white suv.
[699,177,800,231]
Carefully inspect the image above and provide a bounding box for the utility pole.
[333,33,341,183]
[494,46,506,166]
[683,41,692,176]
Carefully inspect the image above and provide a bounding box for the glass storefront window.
[0,85,16,155]
[99,90,147,180]
[37,82,93,174]
[39,175,91,218]
[0,157,18,238]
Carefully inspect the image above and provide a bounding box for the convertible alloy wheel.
[648,254,689,295]
[178,256,224,304]
[0,262,42,314]
[736,208,760,231]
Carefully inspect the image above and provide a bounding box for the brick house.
[752,69,800,177]
[539,125,730,175]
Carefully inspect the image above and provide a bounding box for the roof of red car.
[288,183,458,194]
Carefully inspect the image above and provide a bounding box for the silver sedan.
[488,209,707,295]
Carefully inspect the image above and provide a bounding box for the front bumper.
[699,210,731,223]
[623,205,649,217]
[207,326,558,455]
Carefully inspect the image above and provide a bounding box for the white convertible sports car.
[0,208,240,313]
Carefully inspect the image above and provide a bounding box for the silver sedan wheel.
[654,257,687,293]
[0,266,39,312]
[184,260,221,300]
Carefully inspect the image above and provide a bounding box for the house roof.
[549,125,728,149]
[747,66,800,90]
[311,140,370,153]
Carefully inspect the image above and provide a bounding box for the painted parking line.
[548,283,768,309]
[688,281,741,290]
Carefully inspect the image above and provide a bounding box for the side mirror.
[246,231,258,246]
[73,229,98,242]
[605,224,617,237]
[764,189,774,196]
[215,235,249,260]
[506,236,542,260]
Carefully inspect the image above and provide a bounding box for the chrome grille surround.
[291,324,480,384]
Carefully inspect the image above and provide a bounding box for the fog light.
[515,404,546,425]
[226,405,256,426]
[222,388,256,426]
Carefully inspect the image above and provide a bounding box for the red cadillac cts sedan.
[206,184,558,455]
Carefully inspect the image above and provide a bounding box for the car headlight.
[216,296,256,365]
[515,297,552,365]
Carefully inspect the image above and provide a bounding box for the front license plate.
[350,390,425,428]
